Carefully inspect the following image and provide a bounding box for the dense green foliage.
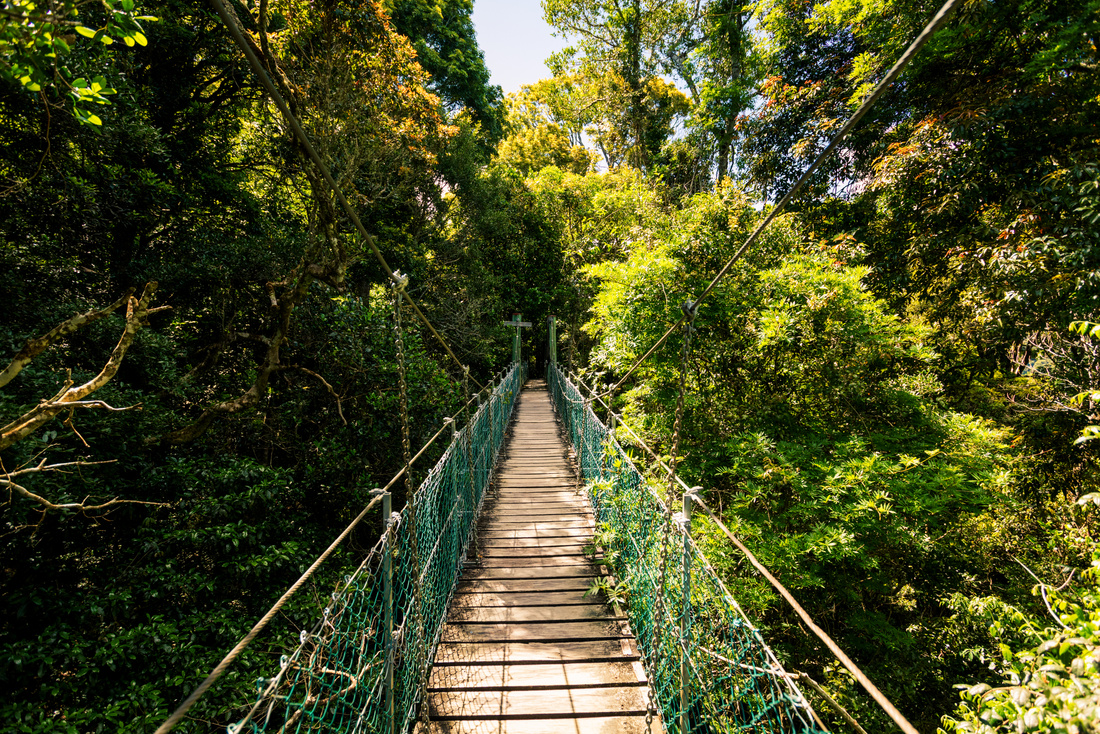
[517,0,1100,730]
[0,0,540,730]
[2,0,1099,730]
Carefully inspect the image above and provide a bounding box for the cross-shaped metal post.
[501,312,532,364]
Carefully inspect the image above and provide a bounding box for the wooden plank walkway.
[422,379,661,734]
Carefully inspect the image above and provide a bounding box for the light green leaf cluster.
[0,0,154,124]
[942,556,1100,733]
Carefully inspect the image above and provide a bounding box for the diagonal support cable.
[207,0,483,391]
[603,0,966,399]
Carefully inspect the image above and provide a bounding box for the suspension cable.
[603,0,966,399]
[207,0,484,392]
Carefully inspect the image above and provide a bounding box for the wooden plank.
[455,578,594,593]
[489,505,589,514]
[477,538,589,550]
[429,661,642,689]
[476,556,593,568]
[449,605,611,623]
[451,590,596,605]
[425,686,647,718]
[462,566,598,580]
[441,620,628,643]
[479,548,590,558]
[420,715,656,734]
[476,531,594,542]
[433,640,637,664]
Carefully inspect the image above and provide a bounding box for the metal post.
[381,490,395,734]
[548,315,557,366]
[681,486,700,734]
[580,399,589,479]
[512,312,521,364]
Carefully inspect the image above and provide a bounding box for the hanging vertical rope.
[650,300,698,732]
[461,368,478,561]
[392,276,429,727]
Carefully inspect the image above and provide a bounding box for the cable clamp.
[685,486,702,503]
[391,270,409,291]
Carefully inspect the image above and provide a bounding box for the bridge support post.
[548,315,557,366]
[501,313,532,365]
[681,487,701,734]
[382,490,395,734]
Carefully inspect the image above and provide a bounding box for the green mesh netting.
[548,364,826,734]
[232,363,526,734]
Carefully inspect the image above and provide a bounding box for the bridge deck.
[422,379,660,734]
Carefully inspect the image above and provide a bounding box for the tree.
[386,0,505,146]
[543,0,691,170]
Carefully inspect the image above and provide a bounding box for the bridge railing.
[231,362,526,734]
[548,363,824,734]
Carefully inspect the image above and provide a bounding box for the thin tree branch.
[1,458,168,512]
[0,287,134,389]
[0,283,158,451]
[279,365,346,425]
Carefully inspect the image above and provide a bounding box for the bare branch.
[279,365,347,425]
[154,272,310,445]
[0,287,134,389]
[0,283,158,451]
[1,458,168,513]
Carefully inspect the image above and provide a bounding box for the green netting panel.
[548,364,826,734]
[232,363,526,734]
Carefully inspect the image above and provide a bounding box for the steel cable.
[602,0,967,400]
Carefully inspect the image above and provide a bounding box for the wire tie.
[391,270,409,290]
[299,630,309,644]
[255,676,266,691]
[323,607,330,617]
[280,654,289,669]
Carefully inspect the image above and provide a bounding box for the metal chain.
[652,300,697,732]
[392,277,429,729]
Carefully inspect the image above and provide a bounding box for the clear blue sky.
[471,0,569,96]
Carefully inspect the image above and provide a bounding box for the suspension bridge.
[158,342,828,734]
[149,0,966,727]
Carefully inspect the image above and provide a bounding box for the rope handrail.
[155,362,526,734]
[563,367,919,734]
[548,363,823,734]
